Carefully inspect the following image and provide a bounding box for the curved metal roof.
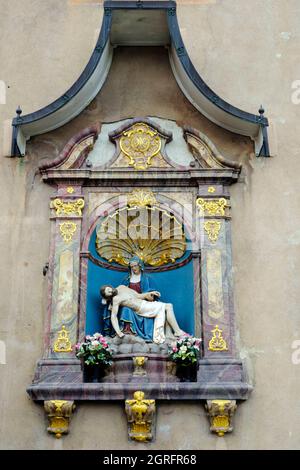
[11,1,269,157]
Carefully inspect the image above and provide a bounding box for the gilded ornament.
[204,220,221,243]
[52,198,84,216]
[125,391,156,442]
[96,204,186,267]
[67,186,75,194]
[53,325,72,353]
[120,123,161,170]
[127,189,157,208]
[59,222,77,243]
[206,400,237,436]
[44,400,75,438]
[208,325,228,351]
[196,198,227,216]
[208,186,216,193]
[133,356,148,376]
[212,415,229,430]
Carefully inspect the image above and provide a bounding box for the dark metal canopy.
[11,1,269,157]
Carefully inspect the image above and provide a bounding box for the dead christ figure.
[100,285,185,344]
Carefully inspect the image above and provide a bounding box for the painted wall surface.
[0,0,300,450]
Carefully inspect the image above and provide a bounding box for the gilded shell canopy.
[96,204,186,268]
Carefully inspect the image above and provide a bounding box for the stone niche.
[27,116,252,439]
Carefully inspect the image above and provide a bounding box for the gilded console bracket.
[44,400,76,438]
[125,391,156,442]
[205,400,237,436]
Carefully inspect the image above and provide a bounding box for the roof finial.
[258,104,265,115]
[16,105,22,118]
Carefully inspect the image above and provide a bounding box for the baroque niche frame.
[27,117,252,438]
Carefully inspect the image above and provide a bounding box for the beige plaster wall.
[0,0,300,450]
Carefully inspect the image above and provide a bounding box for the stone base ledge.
[27,355,252,401]
[28,381,252,402]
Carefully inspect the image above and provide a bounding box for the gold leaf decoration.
[120,123,162,170]
[59,222,77,243]
[204,220,221,242]
[208,325,228,352]
[53,325,72,353]
[196,198,227,216]
[125,391,156,442]
[96,200,186,267]
[127,189,157,208]
[52,198,84,217]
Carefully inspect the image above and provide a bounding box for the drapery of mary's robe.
[103,273,156,341]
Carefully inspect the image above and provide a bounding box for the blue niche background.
[86,228,195,336]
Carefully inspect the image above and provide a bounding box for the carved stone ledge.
[28,358,252,401]
[44,400,76,438]
[205,399,237,437]
[125,391,156,442]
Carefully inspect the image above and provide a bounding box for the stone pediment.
[183,126,242,170]
[39,118,241,176]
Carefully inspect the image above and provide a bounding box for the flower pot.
[176,362,198,382]
[83,364,106,383]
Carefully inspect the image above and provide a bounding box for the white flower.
[91,340,99,347]
[180,345,187,353]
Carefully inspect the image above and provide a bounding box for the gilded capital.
[52,198,85,217]
[196,197,227,217]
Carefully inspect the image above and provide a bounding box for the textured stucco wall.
[0,0,300,450]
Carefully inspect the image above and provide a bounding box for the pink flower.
[172,347,178,352]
